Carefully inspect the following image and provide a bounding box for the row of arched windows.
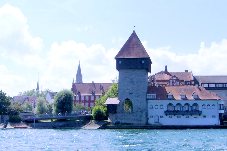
[167,103,199,111]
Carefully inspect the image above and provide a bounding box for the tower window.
[124,99,133,113]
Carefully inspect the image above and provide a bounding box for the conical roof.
[115,31,150,59]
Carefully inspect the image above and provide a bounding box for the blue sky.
[1,0,227,96]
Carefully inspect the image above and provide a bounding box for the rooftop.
[115,30,150,59]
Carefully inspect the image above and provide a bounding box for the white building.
[147,85,224,126]
[45,91,57,104]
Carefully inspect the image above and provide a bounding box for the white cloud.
[0,4,43,56]
[1,3,227,97]
[147,39,227,75]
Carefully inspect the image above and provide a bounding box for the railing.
[164,110,202,116]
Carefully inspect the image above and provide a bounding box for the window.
[149,105,153,109]
[175,103,182,111]
[202,104,206,109]
[76,95,79,101]
[207,104,210,109]
[81,96,84,100]
[192,92,199,100]
[167,93,174,100]
[160,116,163,118]
[209,84,215,87]
[202,83,208,87]
[91,95,94,100]
[167,103,174,111]
[212,115,216,118]
[183,103,190,111]
[219,104,224,110]
[177,115,181,118]
[180,94,186,100]
[203,115,206,118]
[212,104,215,109]
[186,116,189,118]
[216,84,224,87]
[192,103,199,111]
[155,105,158,109]
[169,116,172,118]
[147,94,156,99]
[85,96,89,101]
[124,99,133,113]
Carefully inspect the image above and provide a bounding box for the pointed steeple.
[36,81,39,91]
[115,30,150,59]
[76,61,83,83]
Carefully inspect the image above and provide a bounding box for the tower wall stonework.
[115,69,148,124]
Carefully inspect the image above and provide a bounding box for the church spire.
[36,81,39,92]
[76,61,83,83]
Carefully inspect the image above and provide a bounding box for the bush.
[9,115,21,123]
[92,105,107,121]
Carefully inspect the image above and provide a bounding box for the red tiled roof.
[150,71,193,82]
[72,83,112,95]
[115,31,150,59]
[170,72,193,81]
[147,85,220,100]
[13,96,37,104]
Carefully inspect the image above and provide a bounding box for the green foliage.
[95,83,118,106]
[36,97,48,115]
[92,83,118,120]
[92,105,107,121]
[0,90,11,115]
[9,115,21,123]
[46,103,53,114]
[8,102,23,115]
[54,90,73,115]
[73,104,90,112]
[22,102,33,112]
[20,89,50,98]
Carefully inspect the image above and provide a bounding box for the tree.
[0,90,11,115]
[36,97,48,115]
[54,90,73,115]
[22,102,33,112]
[8,102,23,123]
[92,83,118,120]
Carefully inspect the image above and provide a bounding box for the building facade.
[107,30,224,126]
[72,62,112,108]
[147,86,224,125]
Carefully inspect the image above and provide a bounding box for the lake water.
[1,128,227,151]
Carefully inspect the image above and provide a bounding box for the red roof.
[72,83,112,95]
[147,85,220,100]
[115,31,150,59]
[170,72,193,81]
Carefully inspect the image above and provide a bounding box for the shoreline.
[3,122,227,130]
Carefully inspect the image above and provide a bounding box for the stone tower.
[76,62,83,83]
[114,30,152,125]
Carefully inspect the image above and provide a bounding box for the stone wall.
[112,69,148,125]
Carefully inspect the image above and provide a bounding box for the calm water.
[1,128,227,151]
